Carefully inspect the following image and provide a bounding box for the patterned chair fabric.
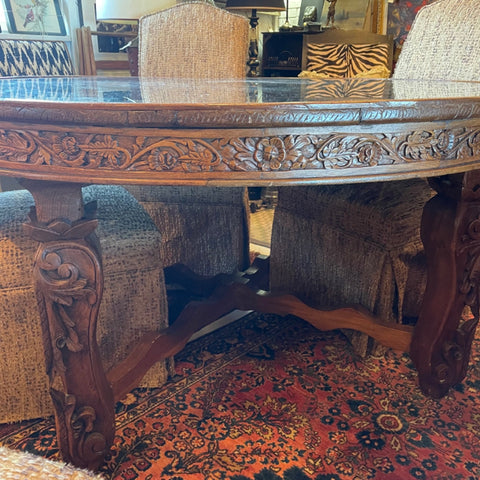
[301,30,393,79]
[127,1,251,276]
[0,41,171,422]
[0,187,170,422]
[0,39,74,77]
[270,0,480,356]
[0,445,104,479]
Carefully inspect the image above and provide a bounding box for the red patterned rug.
[1,312,479,479]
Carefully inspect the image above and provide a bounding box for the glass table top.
[0,76,480,106]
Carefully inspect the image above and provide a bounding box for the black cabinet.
[261,32,304,77]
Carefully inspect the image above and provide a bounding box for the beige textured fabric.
[270,181,431,354]
[393,0,480,81]
[0,186,169,422]
[127,1,251,276]
[127,186,250,275]
[0,446,104,479]
[139,2,248,79]
[271,0,480,356]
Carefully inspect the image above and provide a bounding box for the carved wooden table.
[1,76,480,470]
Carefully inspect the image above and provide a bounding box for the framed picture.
[298,0,325,27]
[3,0,66,35]
[319,0,371,29]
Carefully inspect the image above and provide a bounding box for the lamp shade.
[96,0,177,21]
[225,0,285,11]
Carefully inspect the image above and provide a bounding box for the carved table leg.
[411,172,480,398]
[22,180,114,470]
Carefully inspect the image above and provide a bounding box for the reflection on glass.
[0,77,479,104]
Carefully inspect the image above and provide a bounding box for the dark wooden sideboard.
[261,32,305,77]
[261,30,393,77]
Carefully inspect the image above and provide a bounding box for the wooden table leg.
[22,180,114,470]
[411,172,480,398]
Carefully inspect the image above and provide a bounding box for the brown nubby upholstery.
[0,40,170,422]
[126,1,251,276]
[270,0,480,356]
[0,187,170,422]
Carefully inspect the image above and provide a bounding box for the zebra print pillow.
[0,39,74,77]
[306,42,391,78]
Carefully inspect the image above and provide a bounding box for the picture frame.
[3,0,66,36]
[298,0,325,27]
[319,0,371,30]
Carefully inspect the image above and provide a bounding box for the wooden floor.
[249,207,274,255]
[191,206,275,341]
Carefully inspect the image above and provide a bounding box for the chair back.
[138,1,249,79]
[394,0,480,80]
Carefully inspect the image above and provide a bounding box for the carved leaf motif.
[401,131,436,161]
[31,146,52,165]
[177,140,220,171]
[0,130,34,162]
[230,137,258,169]
[87,136,128,168]
[321,136,362,168]
[3,126,480,174]
[24,214,98,242]
[58,305,83,352]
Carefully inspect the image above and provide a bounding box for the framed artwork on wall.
[3,0,66,35]
[319,0,370,29]
[298,0,325,27]
[386,0,435,60]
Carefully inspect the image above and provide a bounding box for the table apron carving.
[1,121,480,184]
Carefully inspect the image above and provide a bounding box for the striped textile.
[0,39,73,77]
[306,42,391,78]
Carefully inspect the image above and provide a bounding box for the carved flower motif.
[254,138,285,170]
[253,137,300,171]
[357,142,382,166]
[52,135,88,167]
[468,131,480,156]
[53,136,80,158]
[148,148,178,170]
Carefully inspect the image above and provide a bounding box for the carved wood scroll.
[24,184,115,470]
[0,125,479,176]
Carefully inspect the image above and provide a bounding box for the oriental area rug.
[1,312,479,480]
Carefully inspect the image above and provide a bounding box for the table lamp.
[225,0,285,77]
[95,0,177,75]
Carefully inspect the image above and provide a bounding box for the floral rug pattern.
[1,313,479,479]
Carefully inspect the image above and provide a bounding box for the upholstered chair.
[125,1,251,277]
[0,41,170,422]
[270,0,480,356]
[0,187,170,423]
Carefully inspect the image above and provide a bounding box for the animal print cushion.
[0,39,74,77]
[306,42,391,78]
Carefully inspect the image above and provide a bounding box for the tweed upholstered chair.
[126,1,251,277]
[270,0,480,356]
[0,41,170,422]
